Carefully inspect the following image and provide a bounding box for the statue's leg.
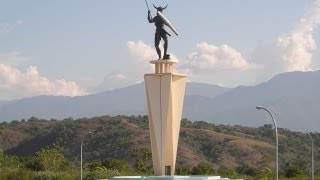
[163,35,168,56]
[162,33,169,59]
[155,33,161,59]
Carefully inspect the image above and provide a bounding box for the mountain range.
[0,70,319,131]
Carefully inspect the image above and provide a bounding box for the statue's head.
[153,4,168,12]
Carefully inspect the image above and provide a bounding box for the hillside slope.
[0,116,319,172]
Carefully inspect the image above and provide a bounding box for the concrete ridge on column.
[150,60,178,64]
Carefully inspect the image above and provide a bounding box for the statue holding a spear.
[145,0,179,60]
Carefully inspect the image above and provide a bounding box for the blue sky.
[0,0,319,100]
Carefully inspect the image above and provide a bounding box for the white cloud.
[127,40,157,73]
[0,64,86,100]
[124,41,259,88]
[179,0,320,86]
[0,20,23,33]
[127,40,179,62]
[277,0,320,71]
[184,42,257,73]
[127,40,156,63]
[127,40,161,74]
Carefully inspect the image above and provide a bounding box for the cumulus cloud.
[124,40,259,87]
[127,40,179,61]
[0,64,86,100]
[127,40,156,63]
[127,40,180,75]
[184,42,257,73]
[277,0,320,71]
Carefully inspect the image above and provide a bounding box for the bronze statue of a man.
[148,5,171,60]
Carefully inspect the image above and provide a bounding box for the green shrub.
[218,166,237,179]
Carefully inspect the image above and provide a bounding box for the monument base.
[111,176,231,180]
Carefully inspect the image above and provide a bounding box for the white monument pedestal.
[110,60,233,180]
[144,60,187,176]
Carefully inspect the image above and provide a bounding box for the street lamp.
[256,106,278,180]
[81,132,92,180]
[307,132,314,180]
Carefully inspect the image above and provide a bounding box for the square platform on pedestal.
[110,176,231,180]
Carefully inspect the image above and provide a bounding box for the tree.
[89,160,103,171]
[191,162,215,175]
[218,166,237,179]
[0,125,3,135]
[28,116,40,122]
[285,162,304,178]
[0,125,4,168]
[85,166,121,179]
[36,144,67,172]
[103,158,131,173]
[254,167,273,180]
[175,166,191,175]
[25,158,42,171]
[236,163,258,176]
[0,148,4,167]
[130,148,153,175]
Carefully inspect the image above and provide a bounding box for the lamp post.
[81,132,92,180]
[307,132,314,180]
[256,106,278,180]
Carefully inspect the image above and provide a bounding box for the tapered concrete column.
[144,60,187,176]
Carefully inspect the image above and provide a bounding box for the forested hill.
[0,115,319,178]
